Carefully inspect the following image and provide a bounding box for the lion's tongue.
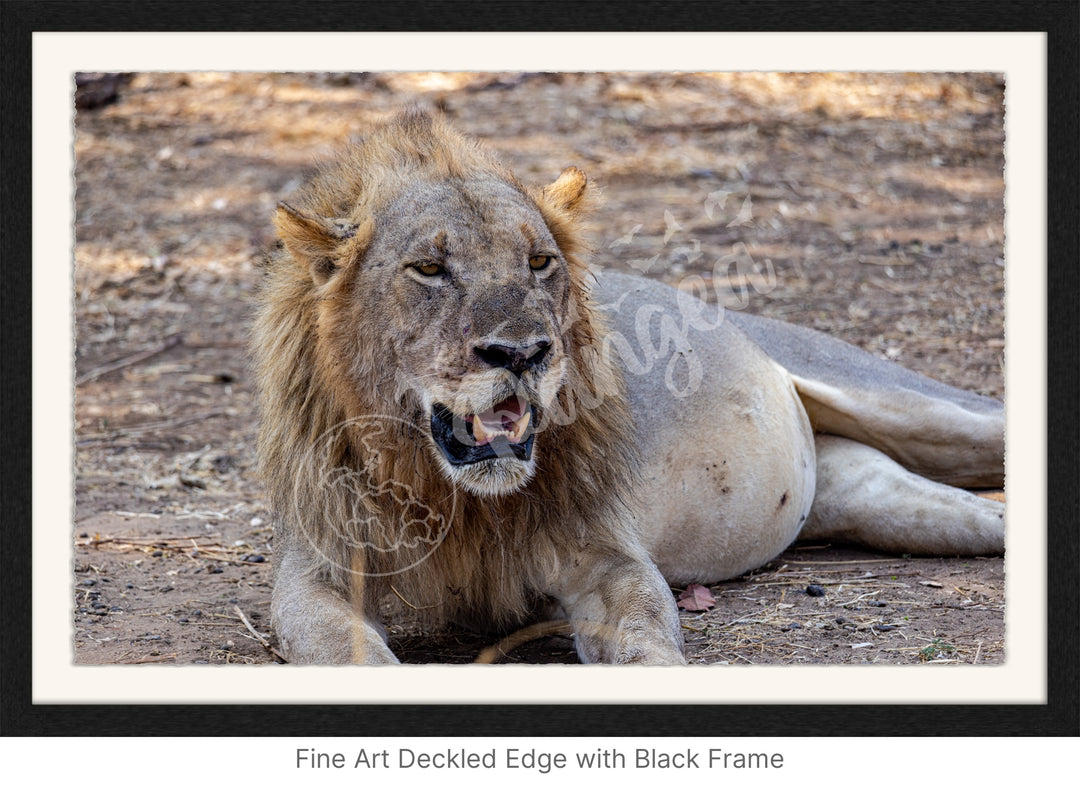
[472,397,530,446]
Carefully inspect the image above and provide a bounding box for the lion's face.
[271,117,594,499]
[302,171,589,499]
[366,176,572,494]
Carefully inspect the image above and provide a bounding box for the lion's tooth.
[472,415,488,445]
[511,409,531,442]
[472,405,530,445]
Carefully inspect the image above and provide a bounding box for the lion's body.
[596,272,1004,587]
[252,111,1004,664]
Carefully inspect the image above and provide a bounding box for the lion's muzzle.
[473,338,551,375]
[431,396,537,466]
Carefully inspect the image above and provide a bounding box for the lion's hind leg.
[788,373,1003,490]
[728,311,1004,489]
[800,435,1004,556]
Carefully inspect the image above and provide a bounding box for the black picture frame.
[1,0,1077,738]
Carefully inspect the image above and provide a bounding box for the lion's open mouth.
[431,396,536,466]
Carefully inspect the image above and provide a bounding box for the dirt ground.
[73,72,1005,666]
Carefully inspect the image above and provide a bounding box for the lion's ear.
[274,201,365,285]
[542,167,590,216]
[536,167,593,263]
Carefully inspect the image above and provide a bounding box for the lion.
[251,110,1004,664]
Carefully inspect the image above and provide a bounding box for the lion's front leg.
[549,553,686,665]
[271,542,399,665]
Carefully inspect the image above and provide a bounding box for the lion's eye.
[413,262,444,277]
[529,255,554,272]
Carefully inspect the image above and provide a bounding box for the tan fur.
[253,110,1003,664]
[253,111,653,638]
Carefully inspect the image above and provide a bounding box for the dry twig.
[76,333,184,385]
[234,605,287,662]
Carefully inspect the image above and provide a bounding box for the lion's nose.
[474,339,551,375]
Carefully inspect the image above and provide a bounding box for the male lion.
[252,110,1004,664]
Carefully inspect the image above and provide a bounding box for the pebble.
[151,550,163,558]
[805,584,826,597]
[242,554,265,563]
[209,566,223,574]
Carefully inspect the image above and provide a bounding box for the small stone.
[805,584,826,597]
[151,550,163,558]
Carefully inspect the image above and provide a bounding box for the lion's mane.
[252,111,640,631]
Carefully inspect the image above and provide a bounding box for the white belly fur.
[594,272,816,585]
